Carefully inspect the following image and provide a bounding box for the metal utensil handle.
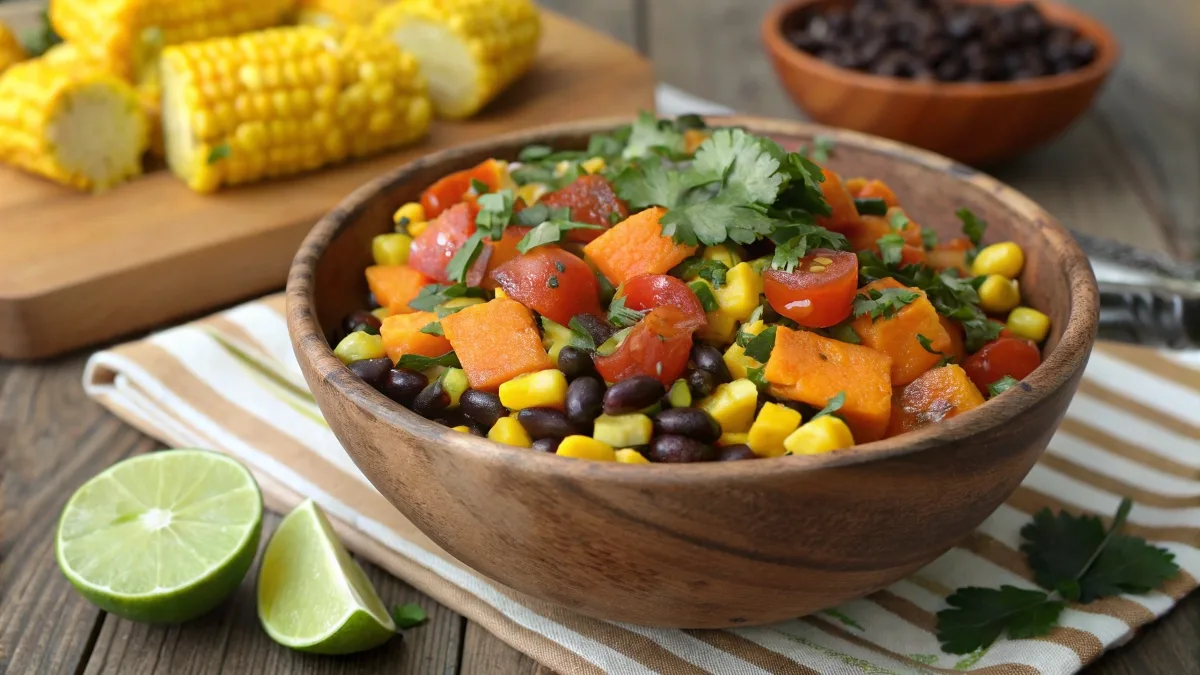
[1098,282,1200,350]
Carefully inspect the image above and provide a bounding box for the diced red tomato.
[594,307,693,385]
[419,159,507,219]
[539,175,629,242]
[489,247,602,326]
[963,337,1042,394]
[407,202,490,285]
[763,249,858,328]
[619,274,707,332]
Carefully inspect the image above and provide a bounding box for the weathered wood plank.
[530,0,641,49]
[83,513,464,675]
[459,622,554,675]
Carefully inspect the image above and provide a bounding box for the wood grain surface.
[0,7,655,361]
[2,0,1197,673]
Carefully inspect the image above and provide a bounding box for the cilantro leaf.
[408,283,487,312]
[958,208,987,248]
[1082,533,1180,601]
[515,203,571,227]
[470,178,490,195]
[475,189,516,237]
[916,333,954,366]
[518,144,554,162]
[853,288,919,321]
[773,151,832,217]
[936,586,1064,655]
[397,352,461,370]
[854,197,888,216]
[888,209,911,231]
[622,111,685,160]
[691,128,784,204]
[877,233,906,266]
[988,375,1020,396]
[420,321,444,336]
[659,197,776,246]
[391,603,429,629]
[688,280,720,312]
[746,365,769,389]
[444,232,487,283]
[607,296,646,328]
[515,220,603,253]
[742,326,778,363]
[769,224,848,272]
[567,317,597,350]
[815,320,862,345]
[922,227,939,250]
[1020,507,1108,599]
[670,257,729,288]
[805,135,836,162]
[812,391,845,419]
[611,157,703,211]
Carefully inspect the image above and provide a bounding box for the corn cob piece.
[161,26,432,193]
[0,58,148,191]
[0,22,26,74]
[372,0,540,119]
[49,0,297,82]
[296,0,390,27]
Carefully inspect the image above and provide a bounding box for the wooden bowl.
[761,0,1119,165]
[286,116,1098,628]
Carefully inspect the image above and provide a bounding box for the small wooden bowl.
[761,0,1119,165]
[286,116,1098,628]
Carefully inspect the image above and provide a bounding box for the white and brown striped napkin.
[84,292,1200,675]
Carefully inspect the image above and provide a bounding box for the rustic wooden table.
[1,1,1197,673]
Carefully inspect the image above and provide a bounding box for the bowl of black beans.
[762,0,1118,164]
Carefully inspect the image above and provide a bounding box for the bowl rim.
[761,0,1121,98]
[287,114,1099,485]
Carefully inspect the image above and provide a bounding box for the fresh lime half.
[56,449,263,623]
[257,499,396,654]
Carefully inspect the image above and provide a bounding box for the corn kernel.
[747,402,803,458]
[698,379,758,433]
[979,275,1021,314]
[714,262,763,323]
[718,431,749,446]
[703,245,741,268]
[557,435,616,461]
[371,233,413,266]
[592,414,653,448]
[615,448,650,464]
[451,425,471,433]
[407,219,430,237]
[487,417,532,448]
[784,416,855,455]
[371,307,391,320]
[971,242,1025,279]
[516,182,548,205]
[499,369,568,410]
[494,288,509,300]
[334,331,386,364]
[722,320,766,380]
[580,157,606,174]
[700,310,739,345]
[1007,307,1051,343]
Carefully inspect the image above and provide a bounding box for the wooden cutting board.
[0,7,655,359]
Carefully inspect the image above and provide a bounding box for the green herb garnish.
[419,322,444,336]
[854,197,888,216]
[688,281,720,312]
[607,296,646,328]
[408,283,487,312]
[207,143,231,164]
[853,288,919,321]
[812,391,845,419]
[670,257,730,288]
[516,220,603,253]
[958,208,987,248]
[470,178,490,195]
[988,375,1020,397]
[742,325,778,363]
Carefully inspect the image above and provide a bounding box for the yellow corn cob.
[0,58,148,191]
[296,0,390,27]
[50,0,297,82]
[160,26,432,193]
[0,22,27,74]
[372,0,540,119]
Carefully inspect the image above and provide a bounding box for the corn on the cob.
[49,0,297,82]
[372,0,540,119]
[0,22,26,74]
[160,26,431,193]
[0,58,148,191]
[296,0,390,27]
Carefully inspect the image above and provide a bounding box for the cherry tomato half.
[489,247,601,326]
[963,337,1042,395]
[539,175,629,242]
[407,202,489,285]
[594,307,693,385]
[763,249,858,328]
[619,274,707,332]
[419,159,506,219]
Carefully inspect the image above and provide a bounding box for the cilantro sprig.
[812,391,845,419]
[607,297,646,328]
[853,287,920,321]
[742,326,778,363]
[408,283,487,312]
[988,375,1020,397]
[936,498,1179,655]
[670,257,729,288]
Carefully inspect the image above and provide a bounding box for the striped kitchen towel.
[83,292,1200,675]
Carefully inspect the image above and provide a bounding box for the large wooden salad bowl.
[286,116,1098,628]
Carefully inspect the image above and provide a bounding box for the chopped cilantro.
[742,326,778,363]
[608,211,622,225]
[391,603,429,629]
[419,321,444,336]
[622,110,687,160]
[470,178,490,195]
[671,257,729,288]
[816,320,861,345]
[917,333,954,367]
[888,209,911,231]
[988,375,1020,397]
[397,352,461,370]
[408,283,487,312]
[688,280,720,312]
[957,208,987,248]
[516,219,603,253]
[475,189,516,237]
[853,288,919,321]
[607,297,646,328]
[801,135,836,162]
[567,317,597,350]
[812,391,845,419]
[853,197,888,216]
[207,143,231,164]
[769,224,848,272]
[746,365,769,389]
[444,231,486,283]
[877,233,906,266]
[517,145,554,162]
[922,227,939,250]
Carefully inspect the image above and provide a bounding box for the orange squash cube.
[888,364,985,436]
[852,278,952,386]
[440,298,552,391]
[380,311,452,363]
[366,265,433,315]
[583,206,697,286]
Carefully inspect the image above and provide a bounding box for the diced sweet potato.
[940,315,966,365]
[582,206,697,286]
[366,265,434,314]
[765,327,893,442]
[440,298,552,391]
[380,311,452,363]
[852,278,952,386]
[847,210,923,253]
[927,238,971,275]
[816,168,861,233]
[854,179,900,207]
[888,364,985,436]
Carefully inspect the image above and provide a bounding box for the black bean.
[689,344,731,384]
[654,408,721,443]
[571,313,616,346]
[716,444,759,461]
[603,376,665,415]
[348,357,392,388]
[565,376,606,427]
[686,369,715,398]
[411,380,449,418]
[460,389,507,428]
[557,346,596,380]
[517,408,577,439]
[532,437,561,453]
[648,435,716,463]
[433,409,469,429]
[380,368,428,406]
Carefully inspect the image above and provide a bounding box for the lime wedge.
[55,449,263,623]
[257,499,396,654]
